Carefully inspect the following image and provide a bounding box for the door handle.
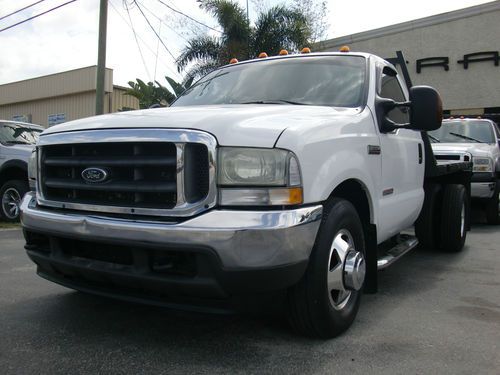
[418,143,423,164]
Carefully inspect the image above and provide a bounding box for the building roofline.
[316,0,500,49]
[0,66,113,87]
[113,84,130,91]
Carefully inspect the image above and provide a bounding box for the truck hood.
[432,142,496,158]
[41,105,361,147]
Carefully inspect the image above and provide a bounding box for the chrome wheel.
[327,229,365,310]
[460,201,465,237]
[2,187,21,220]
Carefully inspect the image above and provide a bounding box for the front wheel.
[0,180,28,222]
[287,198,366,338]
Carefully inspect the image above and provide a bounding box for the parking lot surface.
[1,220,499,374]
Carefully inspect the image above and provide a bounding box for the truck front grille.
[36,129,216,217]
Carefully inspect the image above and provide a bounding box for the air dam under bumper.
[20,192,322,309]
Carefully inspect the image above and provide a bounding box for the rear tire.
[440,184,467,252]
[0,180,28,222]
[485,180,499,225]
[415,184,441,250]
[287,198,366,338]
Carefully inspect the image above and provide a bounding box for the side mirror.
[409,85,443,131]
[376,85,443,133]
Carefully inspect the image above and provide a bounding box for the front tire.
[0,180,28,222]
[287,198,366,338]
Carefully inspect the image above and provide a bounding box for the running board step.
[377,234,419,270]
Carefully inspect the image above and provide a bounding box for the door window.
[380,73,409,124]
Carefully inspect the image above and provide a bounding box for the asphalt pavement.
[1,216,499,374]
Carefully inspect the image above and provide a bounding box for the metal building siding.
[0,67,139,127]
[0,66,112,106]
[111,87,139,112]
[0,91,96,127]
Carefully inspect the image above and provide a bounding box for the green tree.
[125,76,193,109]
[177,0,311,79]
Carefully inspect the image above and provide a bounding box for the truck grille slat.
[44,156,176,167]
[44,178,177,193]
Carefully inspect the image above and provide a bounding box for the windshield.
[172,56,367,108]
[0,123,42,145]
[429,120,496,143]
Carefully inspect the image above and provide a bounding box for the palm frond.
[199,0,250,44]
[253,5,311,57]
[176,35,222,72]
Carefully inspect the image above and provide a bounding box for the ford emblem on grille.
[81,167,108,183]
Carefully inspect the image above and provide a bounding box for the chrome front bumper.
[471,182,496,198]
[20,192,322,269]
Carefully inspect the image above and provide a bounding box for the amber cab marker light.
[301,47,311,54]
[279,49,288,55]
[258,52,268,58]
[229,58,238,64]
[339,45,350,52]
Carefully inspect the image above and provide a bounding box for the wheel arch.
[0,160,28,185]
[327,178,378,294]
[327,179,374,227]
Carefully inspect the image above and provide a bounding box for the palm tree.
[125,76,194,109]
[177,0,311,80]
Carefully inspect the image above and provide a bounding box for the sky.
[0,0,494,88]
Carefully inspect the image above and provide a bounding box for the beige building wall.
[112,86,138,112]
[0,91,96,126]
[0,66,139,127]
[315,1,500,112]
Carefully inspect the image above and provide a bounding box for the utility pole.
[246,0,250,59]
[95,0,108,115]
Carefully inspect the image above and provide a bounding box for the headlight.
[473,157,493,172]
[218,147,303,205]
[28,149,37,191]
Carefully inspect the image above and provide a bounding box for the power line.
[124,1,152,80]
[132,0,176,61]
[0,0,77,33]
[156,0,222,34]
[108,0,179,77]
[0,0,47,22]
[138,1,189,43]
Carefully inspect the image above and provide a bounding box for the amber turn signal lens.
[301,47,311,53]
[339,45,350,52]
[229,58,238,64]
[279,49,288,55]
[258,52,268,58]
[288,187,303,205]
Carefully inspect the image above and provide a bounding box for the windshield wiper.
[5,140,30,145]
[239,99,308,105]
[428,134,440,143]
[448,132,483,143]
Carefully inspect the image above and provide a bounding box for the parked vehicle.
[430,118,500,224]
[20,51,471,338]
[0,120,43,221]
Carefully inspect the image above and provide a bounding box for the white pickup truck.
[21,51,471,338]
[430,118,500,224]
